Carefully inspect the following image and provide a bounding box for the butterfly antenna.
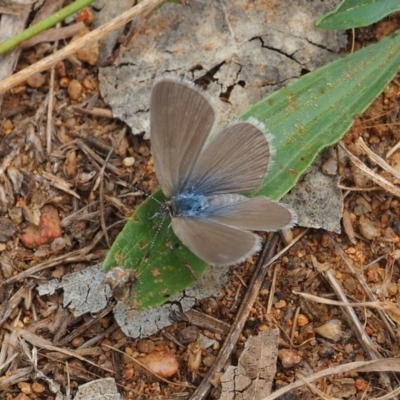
[115,178,164,207]
[144,211,167,261]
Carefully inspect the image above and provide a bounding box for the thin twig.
[97,149,114,248]
[76,139,121,176]
[46,24,60,154]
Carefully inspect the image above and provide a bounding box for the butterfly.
[150,77,297,266]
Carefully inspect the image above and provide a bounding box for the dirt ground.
[1,4,400,400]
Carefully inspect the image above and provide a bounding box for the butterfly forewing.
[171,217,261,266]
[150,77,216,198]
[187,121,270,196]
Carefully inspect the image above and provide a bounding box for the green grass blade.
[104,31,400,310]
[316,0,400,30]
[0,0,95,55]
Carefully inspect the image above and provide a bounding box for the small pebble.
[393,221,400,235]
[26,72,46,88]
[297,314,309,327]
[366,264,382,283]
[18,382,32,394]
[187,343,202,372]
[123,157,135,167]
[55,61,67,77]
[77,7,94,24]
[32,381,46,394]
[314,319,342,341]
[72,337,84,347]
[83,75,97,91]
[123,367,135,380]
[278,349,302,368]
[125,347,134,356]
[274,299,286,309]
[51,237,67,253]
[353,169,370,187]
[138,144,150,156]
[68,79,83,100]
[359,215,381,240]
[318,346,335,358]
[73,27,99,65]
[343,276,357,292]
[355,378,368,392]
[0,218,16,242]
[178,325,199,345]
[137,339,155,354]
[2,118,14,133]
[140,349,179,378]
[321,156,337,175]
[60,77,70,87]
[388,282,398,296]
[296,325,315,345]
[203,354,216,367]
[21,205,62,248]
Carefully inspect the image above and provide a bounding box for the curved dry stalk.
[263,358,400,400]
[339,141,400,198]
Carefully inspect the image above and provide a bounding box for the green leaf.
[103,190,208,310]
[316,0,400,30]
[103,31,400,310]
[245,30,400,199]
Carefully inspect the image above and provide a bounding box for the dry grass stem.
[40,170,80,199]
[356,137,400,181]
[300,376,340,400]
[326,234,397,341]
[294,291,400,312]
[369,385,400,400]
[386,140,400,158]
[56,304,114,346]
[2,245,100,286]
[324,269,394,391]
[76,139,121,176]
[263,359,400,400]
[182,309,231,336]
[266,263,279,314]
[20,21,85,49]
[73,106,114,118]
[339,141,400,198]
[338,184,382,191]
[12,328,114,373]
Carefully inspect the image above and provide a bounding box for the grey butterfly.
[150,77,297,266]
